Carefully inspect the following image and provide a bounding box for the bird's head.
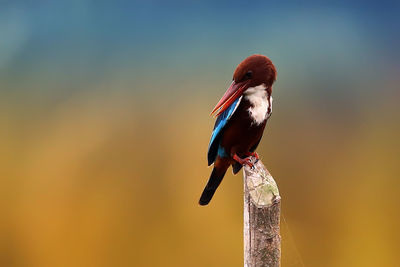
[211,54,276,116]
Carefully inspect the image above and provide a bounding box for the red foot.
[233,154,254,169]
[244,152,259,160]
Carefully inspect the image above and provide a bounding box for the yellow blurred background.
[1,1,400,266]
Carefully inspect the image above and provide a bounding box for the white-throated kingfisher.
[199,55,277,205]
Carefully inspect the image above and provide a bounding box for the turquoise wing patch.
[207,96,242,165]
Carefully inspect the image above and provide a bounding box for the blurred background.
[1,0,399,266]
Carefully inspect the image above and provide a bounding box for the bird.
[199,54,277,206]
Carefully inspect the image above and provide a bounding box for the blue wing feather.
[207,97,242,165]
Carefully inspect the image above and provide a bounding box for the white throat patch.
[244,84,272,125]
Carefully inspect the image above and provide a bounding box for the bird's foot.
[244,152,259,160]
[233,154,255,169]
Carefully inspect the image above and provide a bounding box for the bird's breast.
[244,85,272,125]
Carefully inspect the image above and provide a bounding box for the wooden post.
[243,157,281,267]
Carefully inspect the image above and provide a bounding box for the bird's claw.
[243,157,255,169]
[245,158,254,170]
[233,153,256,169]
[245,151,259,160]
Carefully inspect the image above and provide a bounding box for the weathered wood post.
[243,157,281,267]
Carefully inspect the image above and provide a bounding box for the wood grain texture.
[243,158,281,267]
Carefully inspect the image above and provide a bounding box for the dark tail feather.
[199,166,227,206]
[232,162,242,174]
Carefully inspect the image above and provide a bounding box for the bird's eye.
[245,71,253,79]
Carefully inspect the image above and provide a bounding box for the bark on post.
[243,157,281,267]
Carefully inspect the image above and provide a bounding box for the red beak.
[211,81,249,117]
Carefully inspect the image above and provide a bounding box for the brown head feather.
[233,54,276,94]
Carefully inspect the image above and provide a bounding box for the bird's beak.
[211,81,249,117]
